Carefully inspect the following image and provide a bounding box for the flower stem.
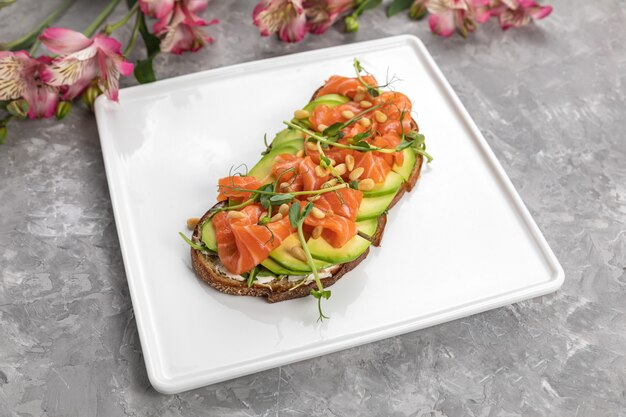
[0,0,77,51]
[103,3,139,35]
[83,0,122,37]
[28,39,41,56]
[123,11,142,56]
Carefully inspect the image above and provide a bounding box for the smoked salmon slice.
[314,187,363,221]
[217,176,262,203]
[304,213,357,248]
[316,75,379,99]
[213,204,293,274]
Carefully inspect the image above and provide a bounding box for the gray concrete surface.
[1,0,625,416]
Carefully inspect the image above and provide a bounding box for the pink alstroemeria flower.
[304,0,353,35]
[154,0,219,54]
[427,0,489,37]
[39,28,133,102]
[0,51,59,119]
[253,0,308,43]
[138,0,175,18]
[494,0,552,30]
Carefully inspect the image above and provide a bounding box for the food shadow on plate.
[180,256,369,329]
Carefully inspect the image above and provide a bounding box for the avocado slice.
[296,94,350,128]
[392,148,417,182]
[269,234,331,273]
[356,192,397,221]
[362,171,404,198]
[307,219,377,264]
[261,258,307,276]
[303,94,350,113]
[201,219,217,251]
[248,140,303,182]
[271,128,305,149]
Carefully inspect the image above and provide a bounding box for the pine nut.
[315,165,327,177]
[290,245,308,262]
[328,158,336,166]
[341,110,355,119]
[260,211,268,219]
[321,178,338,189]
[360,100,373,109]
[359,117,371,127]
[334,163,347,176]
[306,141,317,150]
[345,155,355,171]
[278,203,289,216]
[312,225,323,239]
[318,124,328,132]
[349,166,364,181]
[279,182,290,190]
[294,109,310,119]
[186,217,200,230]
[356,85,366,93]
[353,93,365,102]
[296,149,305,158]
[270,213,283,222]
[311,207,326,219]
[358,178,375,191]
[307,195,321,202]
[374,110,388,123]
[228,210,246,219]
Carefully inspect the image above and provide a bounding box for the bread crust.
[189,87,424,303]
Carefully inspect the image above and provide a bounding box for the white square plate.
[95,35,564,394]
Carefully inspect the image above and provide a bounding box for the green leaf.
[320,154,331,168]
[301,202,314,220]
[247,267,258,287]
[361,0,382,11]
[351,129,372,142]
[289,203,300,228]
[395,141,413,151]
[353,140,371,149]
[131,2,161,84]
[368,87,380,97]
[269,194,294,205]
[179,232,207,251]
[349,180,359,190]
[323,122,344,139]
[387,0,413,16]
[134,57,156,84]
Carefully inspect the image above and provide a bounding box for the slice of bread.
[189,87,424,303]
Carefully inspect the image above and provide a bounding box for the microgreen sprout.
[245,266,259,288]
[290,201,331,321]
[261,133,271,155]
[353,58,381,97]
[179,232,212,252]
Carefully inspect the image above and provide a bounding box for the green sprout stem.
[284,121,396,154]
[123,11,142,56]
[103,3,139,35]
[296,220,329,321]
[84,0,122,37]
[353,58,381,95]
[316,141,345,184]
[0,0,77,51]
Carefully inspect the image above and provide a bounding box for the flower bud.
[82,85,102,111]
[344,15,359,33]
[409,2,428,20]
[7,99,29,119]
[56,101,72,120]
